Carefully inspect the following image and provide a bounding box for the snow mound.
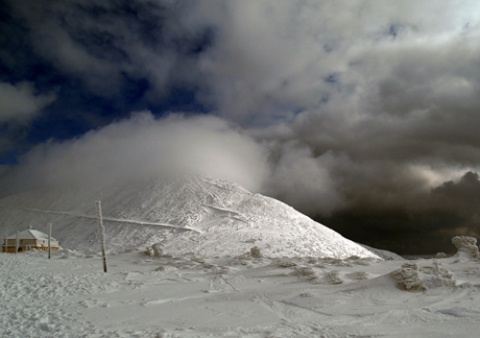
[0,176,380,259]
[451,236,480,261]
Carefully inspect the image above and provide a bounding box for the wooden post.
[15,231,19,254]
[48,223,52,259]
[95,200,108,273]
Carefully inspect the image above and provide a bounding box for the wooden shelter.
[2,228,60,253]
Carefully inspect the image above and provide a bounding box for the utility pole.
[95,200,108,273]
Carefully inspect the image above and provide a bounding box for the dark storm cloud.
[321,171,480,255]
[4,0,208,97]
[2,0,480,254]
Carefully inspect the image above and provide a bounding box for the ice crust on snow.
[0,176,380,259]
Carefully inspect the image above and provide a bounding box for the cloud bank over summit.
[1,113,268,195]
[1,0,480,253]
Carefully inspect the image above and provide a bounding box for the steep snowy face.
[0,176,380,259]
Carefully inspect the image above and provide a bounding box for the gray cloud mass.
[2,0,480,254]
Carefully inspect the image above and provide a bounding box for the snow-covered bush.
[451,236,479,260]
[393,262,456,291]
[144,243,164,257]
[420,262,455,289]
[393,263,423,291]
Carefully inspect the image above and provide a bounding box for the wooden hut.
[2,228,60,253]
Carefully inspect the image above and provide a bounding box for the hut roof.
[6,229,58,241]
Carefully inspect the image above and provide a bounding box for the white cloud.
[6,112,269,194]
[191,0,480,122]
[263,142,343,216]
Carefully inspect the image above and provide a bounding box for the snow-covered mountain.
[0,176,380,259]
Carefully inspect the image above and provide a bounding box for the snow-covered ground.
[2,248,480,338]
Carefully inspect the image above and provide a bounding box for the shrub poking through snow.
[346,271,369,281]
[250,246,263,258]
[292,266,317,281]
[327,270,343,284]
[151,243,164,257]
[278,261,297,268]
[145,243,165,257]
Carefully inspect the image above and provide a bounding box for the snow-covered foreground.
[2,249,480,338]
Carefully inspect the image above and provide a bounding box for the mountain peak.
[0,176,380,259]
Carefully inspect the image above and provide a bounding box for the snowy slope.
[0,176,380,259]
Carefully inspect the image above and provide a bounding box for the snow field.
[2,249,480,338]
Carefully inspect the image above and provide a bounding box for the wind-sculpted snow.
[0,176,380,259]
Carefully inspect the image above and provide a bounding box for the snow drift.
[0,176,380,259]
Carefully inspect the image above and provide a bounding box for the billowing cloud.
[192,0,480,122]
[263,143,342,216]
[0,82,56,123]
[1,113,269,196]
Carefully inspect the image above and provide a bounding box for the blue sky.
[1,0,480,254]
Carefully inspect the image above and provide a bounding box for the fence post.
[48,223,52,259]
[95,200,108,273]
[15,231,19,254]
